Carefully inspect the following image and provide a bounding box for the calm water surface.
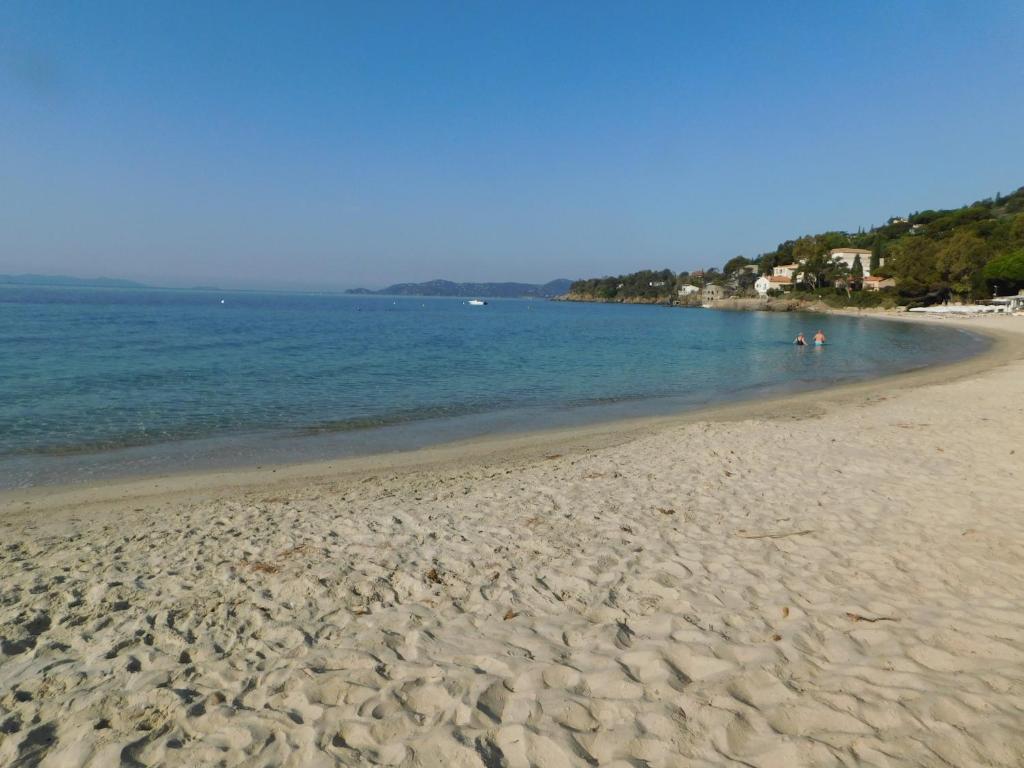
[0,286,981,487]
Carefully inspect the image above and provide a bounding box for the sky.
[1,1,1023,290]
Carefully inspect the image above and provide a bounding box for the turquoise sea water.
[0,285,981,487]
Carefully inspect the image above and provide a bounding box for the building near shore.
[677,284,700,297]
[702,284,729,302]
[755,275,794,295]
[773,264,800,279]
[829,248,879,278]
[863,276,896,291]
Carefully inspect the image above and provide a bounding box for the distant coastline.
[0,274,575,299]
[0,273,151,289]
[346,278,572,299]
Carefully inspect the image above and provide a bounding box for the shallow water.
[0,285,981,487]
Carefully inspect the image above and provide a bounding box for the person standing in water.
[814,329,826,346]
[794,332,807,346]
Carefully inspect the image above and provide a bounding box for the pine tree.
[852,254,864,282]
[870,239,882,272]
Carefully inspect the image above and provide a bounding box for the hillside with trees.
[564,269,683,303]
[564,186,1024,306]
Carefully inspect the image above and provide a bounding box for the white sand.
[2,314,1023,768]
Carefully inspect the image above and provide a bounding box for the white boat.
[468,299,487,306]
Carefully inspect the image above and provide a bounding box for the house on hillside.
[828,248,880,278]
[702,284,729,302]
[773,263,800,279]
[677,284,700,297]
[755,275,793,296]
[862,276,896,291]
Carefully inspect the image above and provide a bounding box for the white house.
[677,284,700,297]
[773,263,800,279]
[828,248,878,278]
[755,275,793,295]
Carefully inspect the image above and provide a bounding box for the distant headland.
[346,278,573,299]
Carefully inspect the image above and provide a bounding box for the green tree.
[723,255,752,275]
[828,258,851,286]
[1010,213,1024,246]
[736,271,757,291]
[870,238,882,272]
[758,252,782,276]
[851,254,864,283]
[935,230,992,298]
[982,249,1024,294]
[817,231,853,252]
[771,240,797,265]
[888,237,941,290]
[791,236,819,264]
[792,237,832,288]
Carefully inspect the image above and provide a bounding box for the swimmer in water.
[814,329,826,346]
[794,332,806,346]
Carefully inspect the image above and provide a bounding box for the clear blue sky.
[2,1,1022,289]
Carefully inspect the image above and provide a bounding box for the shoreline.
[0,302,970,497]
[2,312,1016,520]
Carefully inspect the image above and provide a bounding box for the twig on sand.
[242,561,280,574]
[734,529,815,539]
[846,612,899,623]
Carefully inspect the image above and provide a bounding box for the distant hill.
[0,273,150,289]
[347,278,573,299]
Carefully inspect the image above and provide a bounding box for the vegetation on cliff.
[566,269,683,302]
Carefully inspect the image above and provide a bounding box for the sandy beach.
[2,313,1023,768]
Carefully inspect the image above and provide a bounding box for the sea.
[0,285,983,488]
